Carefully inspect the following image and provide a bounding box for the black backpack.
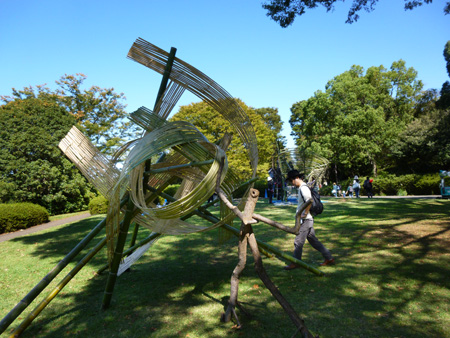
[299,185,324,216]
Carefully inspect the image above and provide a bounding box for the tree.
[0,98,94,214]
[1,74,141,155]
[262,0,450,27]
[437,41,450,109]
[170,100,281,180]
[289,60,423,180]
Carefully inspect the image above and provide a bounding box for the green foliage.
[319,184,333,196]
[262,0,447,27]
[1,74,141,155]
[163,184,180,197]
[372,173,442,195]
[88,195,109,215]
[155,184,182,205]
[0,97,94,215]
[444,40,450,77]
[171,100,280,181]
[0,202,49,233]
[290,60,423,181]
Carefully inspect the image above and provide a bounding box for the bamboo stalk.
[221,223,324,277]
[102,198,135,309]
[9,237,107,337]
[96,232,162,275]
[0,196,128,335]
[0,196,129,334]
[129,223,140,248]
[154,47,177,110]
[144,159,214,174]
[146,182,324,276]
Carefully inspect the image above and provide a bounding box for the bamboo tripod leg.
[10,237,107,337]
[247,228,315,338]
[0,211,111,335]
[221,229,248,325]
[102,199,135,310]
[221,189,316,337]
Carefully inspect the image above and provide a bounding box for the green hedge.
[0,203,49,234]
[88,195,109,215]
[318,173,447,196]
[88,185,182,214]
[372,173,445,196]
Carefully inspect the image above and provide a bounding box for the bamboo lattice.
[59,38,258,261]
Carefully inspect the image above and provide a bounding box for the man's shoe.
[320,258,335,266]
[283,263,299,270]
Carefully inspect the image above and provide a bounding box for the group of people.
[332,176,373,198]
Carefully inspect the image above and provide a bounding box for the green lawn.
[1,198,449,337]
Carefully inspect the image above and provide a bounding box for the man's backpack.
[299,185,324,216]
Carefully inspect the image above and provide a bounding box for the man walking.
[284,170,335,270]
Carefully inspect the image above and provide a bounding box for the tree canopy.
[263,0,450,27]
[289,60,436,180]
[0,97,93,214]
[170,100,283,180]
[0,74,141,214]
[1,74,140,155]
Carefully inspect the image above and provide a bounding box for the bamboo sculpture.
[0,38,326,338]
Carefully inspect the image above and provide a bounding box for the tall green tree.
[392,41,450,171]
[170,100,281,180]
[263,0,450,27]
[0,98,93,214]
[437,41,450,109]
[1,74,140,155]
[290,60,423,180]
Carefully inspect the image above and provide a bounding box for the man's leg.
[306,226,333,262]
[284,223,309,270]
[293,227,309,260]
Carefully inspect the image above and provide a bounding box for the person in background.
[267,176,274,204]
[346,184,354,198]
[332,182,338,197]
[284,170,335,270]
[363,177,374,198]
[353,178,361,198]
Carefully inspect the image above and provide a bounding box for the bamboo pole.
[154,47,177,109]
[146,183,324,277]
[0,196,128,335]
[0,196,129,334]
[9,237,108,337]
[145,159,214,174]
[96,232,162,275]
[129,223,139,248]
[102,198,135,310]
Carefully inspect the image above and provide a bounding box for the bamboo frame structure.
[0,38,327,337]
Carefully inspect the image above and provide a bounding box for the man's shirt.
[297,182,313,220]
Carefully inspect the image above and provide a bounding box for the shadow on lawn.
[12,227,297,338]
[6,199,450,337]
[310,198,450,337]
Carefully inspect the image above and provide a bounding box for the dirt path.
[0,212,92,243]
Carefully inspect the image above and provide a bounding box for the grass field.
[0,198,449,337]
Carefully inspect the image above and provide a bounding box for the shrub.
[319,184,333,196]
[231,179,269,199]
[163,184,180,198]
[372,173,442,196]
[88,195,109,215]
[0,203,49,234]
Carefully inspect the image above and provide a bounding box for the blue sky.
[1,1,448,147]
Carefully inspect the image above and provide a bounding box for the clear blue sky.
[1,1,448,147]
